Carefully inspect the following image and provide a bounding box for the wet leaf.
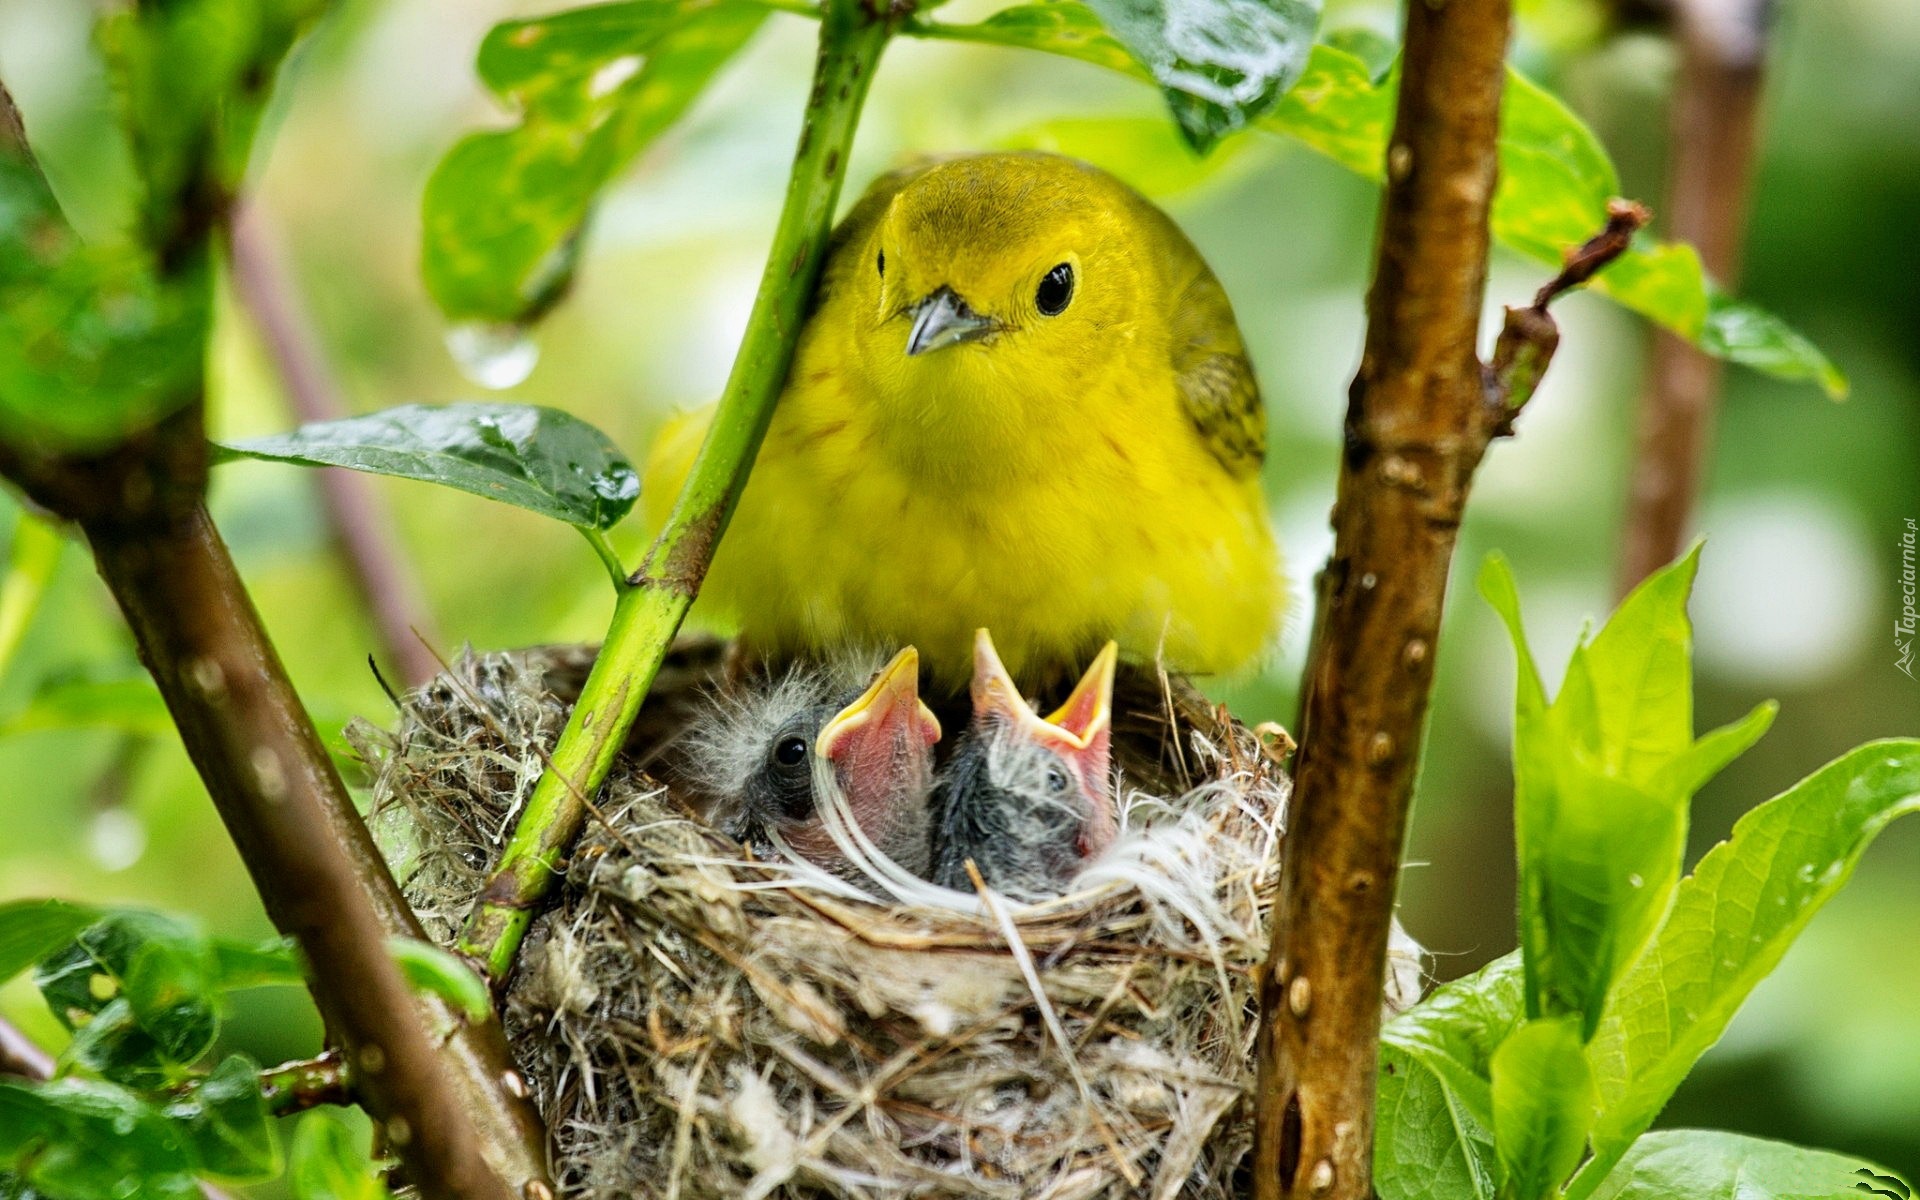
[1584,741,1920,1169]
[36,911,220,1084]
[219,403,641,531]
[423,0,768,324]
[1075,0,1322,150]
[166,1054,282,1183]
[1587,1131,1909,1200]
[0,1077,198,1200]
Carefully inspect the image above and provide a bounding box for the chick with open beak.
[930,630,1119,899]
[686,648,940,886]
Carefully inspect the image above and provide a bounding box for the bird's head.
[698,649,939,881]
[813,646,942,853]
[851,154,1153,455]
[966,628,1119,859]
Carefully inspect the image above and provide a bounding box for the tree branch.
[0,84,549,1200]
[228,204,444,687]
[1251,2,1516,1196]
[453,0,894,984]
[1615,0,1771,594]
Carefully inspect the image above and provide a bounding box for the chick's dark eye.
[1036,263,1074,316]
[876,249,885,277]
[773,735,808,767]
[1045,764,1072,794]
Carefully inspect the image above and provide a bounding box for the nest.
[354,642,1424,1200]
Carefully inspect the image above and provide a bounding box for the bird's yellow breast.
[643,153,1284,689]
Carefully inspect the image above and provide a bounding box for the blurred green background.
[1,0,1914,1183]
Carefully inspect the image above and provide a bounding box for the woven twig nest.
[355,642,1424,1200]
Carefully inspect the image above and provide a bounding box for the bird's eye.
[1045,764,1072,794]
[1035,263,1074,316]
[773,735,808,767]
[876,249,886,277]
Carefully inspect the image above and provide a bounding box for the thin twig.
[228,205,444,687]
[0,1015,54,1080]
[1251,2,1517,1196]
[1616,0,1772,594]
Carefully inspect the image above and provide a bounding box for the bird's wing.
[1136,198,1268,479]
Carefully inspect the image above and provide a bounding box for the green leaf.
[387,938,492,1022]
[97,0,328,249]
[289,1111,393,1200]
[1480,550,1773,1037]
[209,937,305,992]
[995,115,1257,197]
[907,16,1842,393]
[0,168,207,451]
[1700,293,1848,399]
[1580,741,1920,1181]
[218,403,641,531]
[0,901,100,986]
[35,911,220,1085]
[0,675,176,739]
[1075,0,1321,150]
[1586,1131,1909,1200]
[423,0,768,324]
[166,1054,282,1183]
[0,513,66,685]
[1489,1017,1595,1200]
[0,1077,199,1200]
[1376,955,1524,1200]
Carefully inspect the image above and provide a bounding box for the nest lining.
[354,644,1424,1200]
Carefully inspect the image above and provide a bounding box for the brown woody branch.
[228,205,444,687]
[0,84,548,1200]
[1252,1,1515,1196]
[1616,0,1771,594]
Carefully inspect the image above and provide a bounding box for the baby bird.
[646,152,1283,689]
[684,648,940,884]
[930,630,1119,899]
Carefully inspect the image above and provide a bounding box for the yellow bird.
[646,152,1283,688]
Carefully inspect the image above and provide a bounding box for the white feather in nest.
[359,647,1428,1200]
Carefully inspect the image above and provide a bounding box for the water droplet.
[113,1115,137,1135]
[1627,873,1644,888]
[446,322,539,390]
[87,809,147,872]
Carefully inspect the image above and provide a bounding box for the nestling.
[646,152,1284,688]
[682,648,940,884]
[930,629,1118,899]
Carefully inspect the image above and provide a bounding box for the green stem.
[579,526,628,590]
[454,0,893,983]
[0,511,64,683]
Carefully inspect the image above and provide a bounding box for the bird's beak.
[817,647,943,770]
[969,631,1116,753]
[971,630,1119,854]
[906,287,996,357]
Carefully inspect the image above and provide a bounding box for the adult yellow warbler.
[646,152,1282,687]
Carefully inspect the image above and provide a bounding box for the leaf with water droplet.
[1585,1132,1908,1200]
[166,1054,282,1183]
[444,322,541,390]
[1585,740,1920,1167]
[423,0,769,325]
[217,403,640,531]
